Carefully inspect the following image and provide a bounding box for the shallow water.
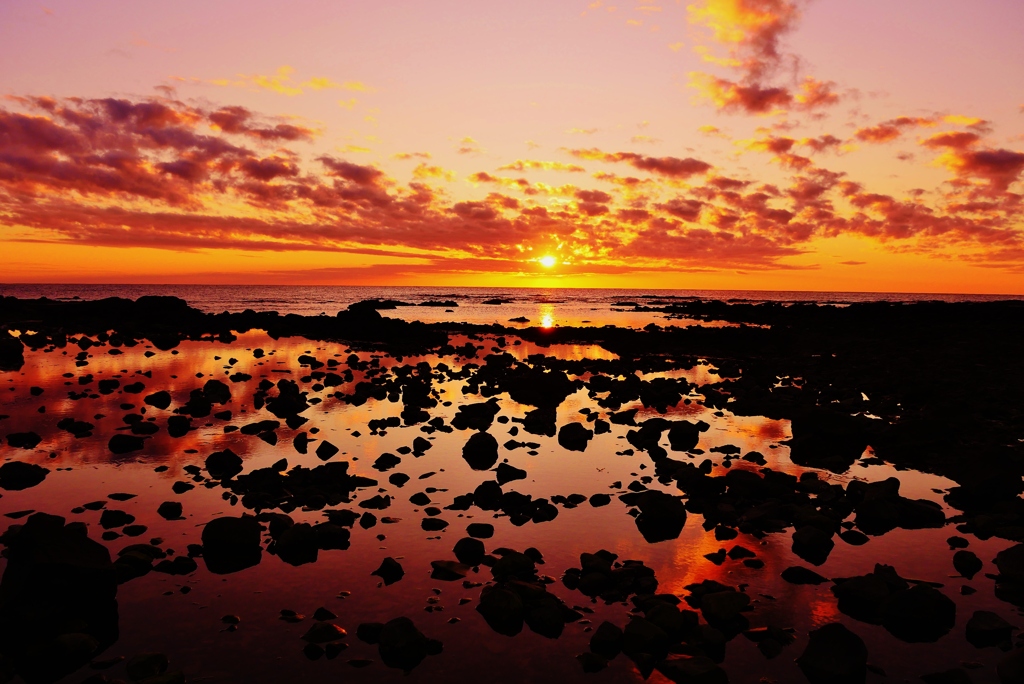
[1,328,1021,684]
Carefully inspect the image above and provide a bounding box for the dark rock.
[201,516,262,574]
[965,610,1015,648]
[108,434,145,454]
[377,617,440,671]
[627,490,687,543]
[883,584,956,643]
[0,513,118,683]
[796,623,868,684]
[0,461,49,490]
[462,432,499,470]
[372,557,404,585]
[6,432,41,449]
[467,523,494,538]
[205,449,243,480]
[157,501,183,520]
[275,523,319,566]
[657,654,728,684]
[166,416,191,438]
[781,566,829,585]
[954,550,983,579]
[144,391,172,410]
[920,669,973,684]
[316,441,339,461]
[590,621,624,659]
[558,423,594,452]
[302,622,347,643]
[452,537,485,565]
[99,510,135,529]
[791,526,834,566]
[477,585,524,636]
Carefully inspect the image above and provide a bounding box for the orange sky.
[1,0,1023,293]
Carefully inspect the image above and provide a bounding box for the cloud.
[183,66,370,96]
[567,148,713,178]
[854,116,936,144]
[688,0,804,82]
[2,94,1022,274]
[690,73,793,114]
[393,152,432,160]
[497,160,586,173]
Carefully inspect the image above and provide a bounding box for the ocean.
[2,284,1021,328]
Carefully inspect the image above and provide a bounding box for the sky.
[1,0,1023,293]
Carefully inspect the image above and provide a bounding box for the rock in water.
[372,557,404,585]
[557,423,594,452]
[954,550,983,579]
[205,449,243,480]
[462,432,499,470]
[377,617,441,672]
[201,517,262,574]
[0,461,50,491]
[966,610,1015,648]
[629,490,687,543]
[108,434,145,454]
[796,623,868,684]
[0,513,118,683]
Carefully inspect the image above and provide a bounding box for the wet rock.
[201,516,262,574]
[589,493,611,507]
[966,610,1015,648]
[622,490,687,543]
[997,647,1024,683]
[558,423,594,452]
[467,523,494,538]
[153,556,198,576]
[477,585,524,636]
[453,537,486,566]
[839,530,869,546]
[378,617,441,671]
[0,513,118,683]
[796,623,868,684]
[451,399,501,431]
[781,566,829,585]
[666,421,708,452]
[99,509,135,529]
[0,461,50,490]
[430,560,470,581]
[144,391,172,410]
[109,434,145,454]
[792,525,835,566]
[996,544,1024,583]
[275,523,319,566]
[422,518,448,531]
[126,652,169,681]
[954,550,983,579]
[657,654,728,684]
[883,584,956,643]
[495,463,527,485]
[316,440,339,461]
[462,432,499,470]
[373,453,401,471]
[166,416,191,438]
[0,336,25,371]
[589,621,624,659]
[357,622,385,644]
[698,588,750,629]
[920,669,973,684]
[302,622,347,643]
[372,557,404,585]
[577,652,608,673]
[6,431,41,449]
[206,449,243,480]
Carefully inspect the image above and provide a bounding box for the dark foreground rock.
[0,513,118,684]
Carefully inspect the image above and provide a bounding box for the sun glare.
[539,255,556,268]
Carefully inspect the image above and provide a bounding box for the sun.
[539,255,557,268]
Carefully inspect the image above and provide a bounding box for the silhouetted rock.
[462,432,499,470]
[0,461,49,490]
[206,449,243,480]
[558,423,594,452]
[108,434,145,454]
[201,516,262,574]
[796,623,868,684]
[0,513,118,683]
[372,557,404,585]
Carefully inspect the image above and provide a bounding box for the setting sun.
[539,255,557,268]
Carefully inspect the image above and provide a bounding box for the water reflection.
[0,329,1018,684]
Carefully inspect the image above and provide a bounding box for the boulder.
[796,623,868,684]
[201,516,262,574]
